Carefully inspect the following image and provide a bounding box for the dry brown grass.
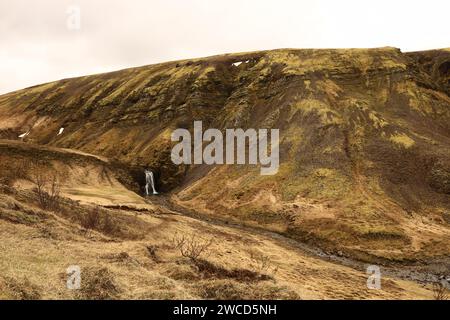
[194,279,300,300]
[193,259,272,282]
[0,156,30,186]
[0,193,48,225]
[81,206,101,232]
[75,266,119,300]
[0,276,42,300]
[80,206,120,237]
[432,282,449,300]
[0,201,438,299]
[0,151,441,300]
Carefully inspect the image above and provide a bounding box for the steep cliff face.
[0,47,449,262]
[406,49,450,96]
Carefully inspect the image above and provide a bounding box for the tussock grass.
[75,267,119,300]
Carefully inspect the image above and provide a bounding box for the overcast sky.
[0,0,448,94]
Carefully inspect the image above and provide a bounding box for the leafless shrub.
[31,169,61,211]
[249,251,278,276]
[101,213,117,235]
[81,207,120,236]
[432,282,449,300]
[9,159,30,181]
[146,245,159,262]
[81,207,101,232]
[173,233,213,261]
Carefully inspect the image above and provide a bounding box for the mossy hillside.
[1,48,449,261]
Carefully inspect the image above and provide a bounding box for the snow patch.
[18,131,30,138]
[232,61,243,67]
[58,127,64,135]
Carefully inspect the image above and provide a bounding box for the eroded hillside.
[0,47,449,265]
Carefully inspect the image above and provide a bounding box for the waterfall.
[145,170,158,195]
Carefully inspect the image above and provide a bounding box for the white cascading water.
[145,170,158,195]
